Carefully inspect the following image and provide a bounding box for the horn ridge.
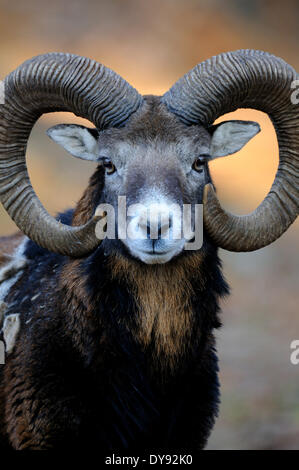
[163,50,299,251]
[0,53,143,257]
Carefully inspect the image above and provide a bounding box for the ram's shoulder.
[0,233,28,282]
[0,232,24,256]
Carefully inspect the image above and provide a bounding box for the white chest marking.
[0,237,28,355]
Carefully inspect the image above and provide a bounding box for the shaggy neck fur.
[109,253,203,373]
[68,170,226,375]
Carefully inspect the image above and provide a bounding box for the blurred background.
[0,0,298,449]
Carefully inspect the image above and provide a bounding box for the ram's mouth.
[135,251,178,265]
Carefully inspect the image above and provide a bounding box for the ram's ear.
[209,120,260,159]
[47,124,99,161]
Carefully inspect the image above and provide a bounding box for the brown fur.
[0,233,24,263]
[59,259,97,357]
[72,169,104,227]
[0,301,7,325]
[109,251,204,372]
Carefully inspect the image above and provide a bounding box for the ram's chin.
[125,241,185,265]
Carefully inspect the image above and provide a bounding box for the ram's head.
[0,51,298,262]
[47,100,260,264]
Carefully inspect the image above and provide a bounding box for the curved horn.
[163,50,299,251]
[0,53,143,257]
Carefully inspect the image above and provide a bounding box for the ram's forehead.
[99,135,209,166]
[97,97,211,167]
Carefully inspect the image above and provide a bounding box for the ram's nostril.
[145,220,169,240]
[157,223,162,240]
[137,208,174,240]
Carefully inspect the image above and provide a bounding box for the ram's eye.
[192,156,207,173]
[103,160,116,175]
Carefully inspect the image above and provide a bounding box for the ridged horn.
[0,53,143,257]
[163,50,299,251]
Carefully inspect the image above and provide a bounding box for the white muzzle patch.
[124,192,185,264]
